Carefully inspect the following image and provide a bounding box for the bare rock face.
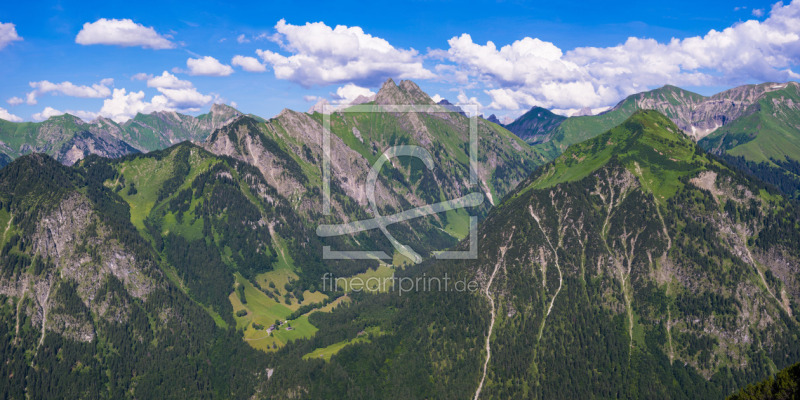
[56,131,140,165]
[48,310,95,342]
[36,193,159,302]
[631,82,800,140]
[203,115,309,202]
[349,94,375,106]
[272,109,380,207]
[307,99,330,115]
[398,80,436,106]
[508,82,800,147]
[0,191,161,344]
[0,114,139,165]
[206,103,243,129]
[30,193,93,260]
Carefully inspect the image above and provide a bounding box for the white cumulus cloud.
[156,87,212,109]
[0,22,22,50]
[31,107,98,122]
[131,72,151,81]
[256,19,434,87]
[440,0,800,112]
[98,89,169,123]
[330,83,375,105]
[32,107,64,121]
[24,79,114,105]
[75,18,175,49]
[146,71,193,89]
[456,91,483,115]
[0,106,22,122]
[186,56,234,76]
[231,55,266,72]
[96,73,213,123]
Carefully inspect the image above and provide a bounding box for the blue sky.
[0,0,794,123]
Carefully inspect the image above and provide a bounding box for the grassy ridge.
[519,110,715,204]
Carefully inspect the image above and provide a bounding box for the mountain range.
[0,103,242,165]
[0,79,799,399]
[264,110,800,399]
[504,81,800,199]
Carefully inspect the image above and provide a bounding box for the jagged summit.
[375,78,435,106]
[307,98,330,114]
[209,103,240,115]
[349,94,374,106]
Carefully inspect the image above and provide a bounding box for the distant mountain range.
[504,82,800,198]
[6,81,800,201]
[0,103,241,165]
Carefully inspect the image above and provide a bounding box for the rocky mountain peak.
[210,103,241,117]
[572,107,593,117]
[380,77,397,90]
[349,94,375,106]
[398,80,434,105]
[375,78,433,106]
[375,78,404,105]
[307,98,331,114]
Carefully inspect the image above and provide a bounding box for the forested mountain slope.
[263,111,800,399]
